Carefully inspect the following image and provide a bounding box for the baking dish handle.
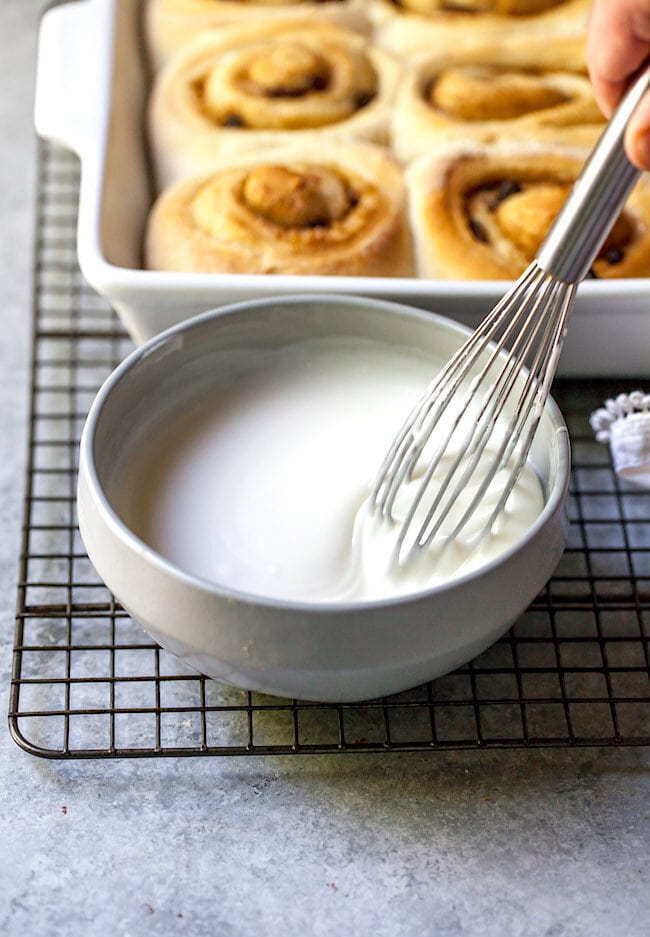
[34,0,114,158]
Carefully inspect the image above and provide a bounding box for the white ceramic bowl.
[34,0,650,374]
[77,294,570,702]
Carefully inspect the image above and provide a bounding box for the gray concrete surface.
[0,3,648,936]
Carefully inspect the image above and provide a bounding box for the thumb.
[625,86,650,170]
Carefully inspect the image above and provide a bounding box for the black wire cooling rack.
[8,140,650,758]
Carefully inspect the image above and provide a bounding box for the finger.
[625,87,650,169]
[587,0,650,116]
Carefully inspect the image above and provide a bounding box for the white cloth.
[590,391,650,487]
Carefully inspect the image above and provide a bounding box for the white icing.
[114,336,544,603]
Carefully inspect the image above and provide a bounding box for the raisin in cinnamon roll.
[392,41,603,163]
[148,19,400,188]
[145,141,414,276]
[146,0,370,70]
[371,0,591,58]
[407,141,650,279]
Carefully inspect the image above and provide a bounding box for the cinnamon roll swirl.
[146,0,370,70]
[371,0,591,58]
[392,41,603,163]
[407,141,650,279]
[145,141,414,276]
[148,19,400,188]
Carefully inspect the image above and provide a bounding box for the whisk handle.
[536,65,650,284]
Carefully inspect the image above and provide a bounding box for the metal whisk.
[371,65,650,563]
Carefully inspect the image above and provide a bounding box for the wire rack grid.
[8,140,650,759]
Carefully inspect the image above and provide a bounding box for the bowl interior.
[86,294,569,601]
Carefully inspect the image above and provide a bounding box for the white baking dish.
[35,0,650,375]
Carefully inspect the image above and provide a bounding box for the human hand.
[586,0,650,169]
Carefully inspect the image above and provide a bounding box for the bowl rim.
[78,292,571,613]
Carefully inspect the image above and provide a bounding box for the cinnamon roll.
[146,0,370,70]
[406,141,650,279]
[145,141,414,276]
[148,19,401,188]
[371,0,591,58]
[392,41,603,163]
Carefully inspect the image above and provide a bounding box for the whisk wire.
[498,278,574,469]
[477,280,576,537]
[371,264,542,521]
[398,270,562,554]
[374,261,578,564]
